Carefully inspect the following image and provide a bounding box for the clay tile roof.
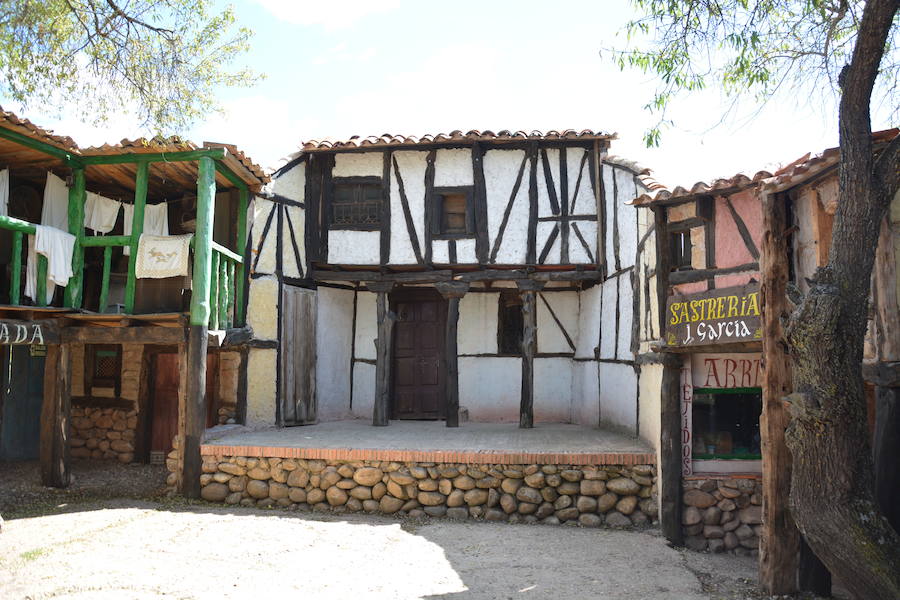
[603,154,667,194]
[631,170,773,206]
[300,129,615,151]
[0,105,79,152]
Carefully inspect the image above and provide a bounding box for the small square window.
[497,291,524,355]
[331,179,382,229]
[85,344,122,396]
[692,390,761,459]
[431,187,474,238]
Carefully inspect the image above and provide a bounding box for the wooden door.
[392,289,446,420]
[280,286,317,425]
[150,353,179,455]
[0,346,45,460]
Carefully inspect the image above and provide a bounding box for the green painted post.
[64,168,86,308]
[124,162,149,314]
[10,231,21,304]
[219,258,229,329]
[235,186,248,326]
[210,251,220,330]
[98,246,112,313]
[36,255,48,306]
[226,260,235,328]
[190,157,216,327]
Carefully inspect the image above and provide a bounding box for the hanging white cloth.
[24,225,76,303]
[41,172,69,230]
[123,202,169,255]
[135,234,193,279]
[0,168,9,217]
[84,192,121,234]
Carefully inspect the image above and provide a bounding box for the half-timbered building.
[246,131,652,434]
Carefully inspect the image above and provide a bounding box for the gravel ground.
[0,461,843,600]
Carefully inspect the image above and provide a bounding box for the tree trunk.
[783,1,900,598]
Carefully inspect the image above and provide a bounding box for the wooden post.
[10,231,21,304]
[98,246,112,313]
[40,344,71,487]
[370,281,395,426]
[759,191,800,594]
[516,279,544,429]
[436,281,469,427]
[36,255,47,306]
[235,187,249,326]
[659,354,684,544]
[64,167,86,308]
[210,251,220,330]
[181,156,215,498]
[124,162,149,314]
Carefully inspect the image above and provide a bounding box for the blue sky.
[3,0,895,187]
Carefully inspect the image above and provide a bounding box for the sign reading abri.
[0,320,59,345]
[666,283,761,347]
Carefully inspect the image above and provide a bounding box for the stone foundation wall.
[184,455,658,527]
[70,406,137,462]
[682,475,762,555]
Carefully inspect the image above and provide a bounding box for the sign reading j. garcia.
[666,283,761,347]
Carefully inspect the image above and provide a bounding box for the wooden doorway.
[391,288,447,420]
[0,346,45,460]
[280,286,317,425]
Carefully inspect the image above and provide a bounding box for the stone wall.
[682,475,762,555]
[70,406,137,462]
[185,455,658,527]
[215,352,240,425]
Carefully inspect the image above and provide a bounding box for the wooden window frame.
[496,290,524,356]
[691,387,762,460]
[85,344,122,397]
[328,176,383,231]
[431,186,476,240]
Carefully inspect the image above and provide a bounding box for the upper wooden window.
[331,178,382,230]
[431,186,475,239]
[670,230,693,270]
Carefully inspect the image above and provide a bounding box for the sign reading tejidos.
[665,283,761,347]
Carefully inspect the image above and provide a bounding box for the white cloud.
[253,0,400,29]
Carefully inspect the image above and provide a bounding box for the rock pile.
[682,476,762,555]
[69,406,137,463]
[190,456,657,527]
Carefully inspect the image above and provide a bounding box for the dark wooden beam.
[62,326,186,345]
[659,354,682,544]
[516,279,544,429]
[471,142,489,264]
[436,281,468,428]
[667,262,759,285]
[526,142,539,265]
[559,147,570,264]
[381,151,392,265]
[392,156,423,264]
[724,196,761,260]
[181,329,206,499]
[370,281,395,426]
[40,343,70,488]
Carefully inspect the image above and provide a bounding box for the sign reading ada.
[666,283,761,347]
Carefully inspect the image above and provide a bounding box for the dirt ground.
[0,461,834,600]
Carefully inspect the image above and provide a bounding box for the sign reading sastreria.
[665,283,761,347]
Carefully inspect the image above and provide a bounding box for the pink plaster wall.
[715,190,763,269]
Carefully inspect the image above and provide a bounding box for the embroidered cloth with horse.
[135,234,193,279]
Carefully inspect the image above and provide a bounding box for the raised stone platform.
[201,420,655,465]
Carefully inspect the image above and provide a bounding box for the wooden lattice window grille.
[85,344,122,396]
[331,180,381,229]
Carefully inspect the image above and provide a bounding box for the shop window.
[670,230,693,270]
[331,179,381,229]
[431,186,474,238]
[497,291,524,355]
[85,344,122,396]
[692,388,761,459]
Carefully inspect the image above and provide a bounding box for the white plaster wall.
[599,277,618,359]
[247,276,278,340]
[616,272,635,361]
[537,148,561,218]
[536,221,560,264]
[282,204,305,278]
[534,357,574,422]
[434,149,473,187]
[334,152,383,177]
[459,357,521,422]
[602,165,617,269]
[568,147,595,215]
[638,363,663,450]
[272,162,305,202]
[537,291,578,353]
[354,291,377,360]
[599,361,637,431]
[575,284,602,358]
[432,240,450,264]
[251,198,277,275]
[615,168,639,269]
[455,238,478,264]
[247,348,277,425]
[315,287,354,420]
[351,362,376,420]
[571,360,600,426]
[327,230,380,265]
[390,151,428,265]
[568,221,597,264]
[459,293,498,354]
[484,149,528,264]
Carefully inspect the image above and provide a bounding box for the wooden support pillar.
[124,162,149,314]
[436,281,469,428]
[516,279,544,429]
[235,186,249,326]
[64,167,86,308]
[659,353,683,545]
[40,344,71,488]
[759,191,800,594]
[369,281,395,426]
[180,156,216,498]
